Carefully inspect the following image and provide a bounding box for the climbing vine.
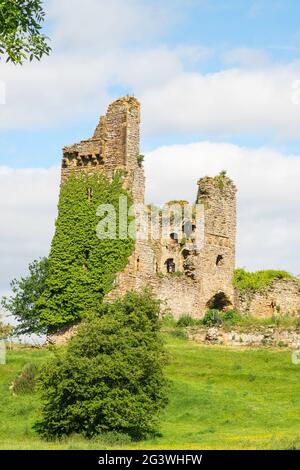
[37,172,135,332]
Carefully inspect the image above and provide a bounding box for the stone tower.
[61,96,145,203]
[196,175,237,312]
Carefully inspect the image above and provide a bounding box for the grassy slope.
[1,336,300,450]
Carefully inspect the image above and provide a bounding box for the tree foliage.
[37,172,135,332]
[1,257,49,334]
[35,291,168,440]
[0,0,51,64]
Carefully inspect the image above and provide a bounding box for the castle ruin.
[61,96,238,318]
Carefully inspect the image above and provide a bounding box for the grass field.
[1,335,300,450]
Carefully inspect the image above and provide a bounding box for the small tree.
[0,0,51,64]
[0,318,12,339]
[1,257,49,334]
[35,291,169,440]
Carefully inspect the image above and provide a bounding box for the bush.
[11,363,38,395]
[222,309,241,325]
[35,291,168,440]
[160,311,176,328]
[234,268,293,292]
[0,320,13,339]
[177,314,197,327]
[202,309,222,326]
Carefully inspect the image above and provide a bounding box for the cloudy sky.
[1,0,300,297]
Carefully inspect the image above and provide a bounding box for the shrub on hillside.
[11,363,38,395]
[233,268,293,292]
[160,311,177,327]
[202,309,223,326]
[221,309,241,325]
[35,291,168,440]
[177,314,197,327]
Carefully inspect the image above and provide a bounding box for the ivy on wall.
[37,172,135,332]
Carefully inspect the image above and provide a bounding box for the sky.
[1,0,300,297]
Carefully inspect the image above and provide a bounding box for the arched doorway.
[206,292,232,311]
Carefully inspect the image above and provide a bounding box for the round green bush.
[35,291,168,440]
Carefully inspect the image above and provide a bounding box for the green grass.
[233,268,294,292]
[1,337,300,449]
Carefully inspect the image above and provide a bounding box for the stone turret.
[61,96,145,203]
[196,175,237,311]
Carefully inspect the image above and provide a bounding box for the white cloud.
[223,47,269,68]
[0,0,299,143]
[141,62,300,138]
[46,0,172,53]
[0,166,60,296]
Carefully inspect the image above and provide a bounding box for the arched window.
[165,258,176,273]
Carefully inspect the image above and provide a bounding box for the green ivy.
[37,172,135,332]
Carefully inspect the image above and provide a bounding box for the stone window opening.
[95,153,104,165]
[206,292,232,311]
[216,255,224,266]
[137,256,140,272]
[182,249,190,260]
[87,187,93,202]
[170,232,179,242]
[165,258,176,274]
[182,220,193,239]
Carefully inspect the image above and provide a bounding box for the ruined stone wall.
[195,176,237,312]
[61,96,145,203]
[236,279,300,317]
[106,174,237,320]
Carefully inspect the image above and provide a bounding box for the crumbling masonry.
[60,96,300,319]
[61,96,237,318]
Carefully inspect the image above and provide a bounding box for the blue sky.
[1,0,300,168]
[1,0,300,296]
